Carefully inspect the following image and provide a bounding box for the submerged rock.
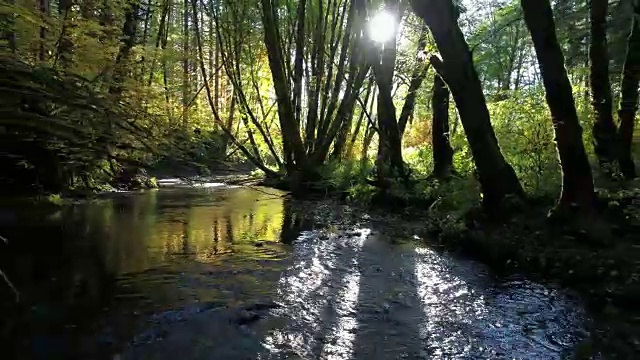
[230,301,282,327]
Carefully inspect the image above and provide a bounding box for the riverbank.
[258,168,640,357]
[5,170,637,357]
[430,204,639,357]
[337,187,640,358]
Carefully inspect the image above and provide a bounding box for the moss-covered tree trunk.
[431,74,454,179]
[617,0,640,179]
[410,0,523,209]
[521,0,597,215]
[590,0,619,170]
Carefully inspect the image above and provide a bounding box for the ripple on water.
[259,231,587,360]
[2,186,588,359]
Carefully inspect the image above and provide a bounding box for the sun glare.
[368,10,397,44]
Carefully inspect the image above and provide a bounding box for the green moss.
[45,193,63,206]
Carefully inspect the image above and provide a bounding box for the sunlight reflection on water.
[414,247,488,358]
[413,247,586,359]
[4,184,587,359]
[261,229,371,359]
[320,229,370,360]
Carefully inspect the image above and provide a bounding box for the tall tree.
[431,73,455,179]
[258,0,310,174]
[252,0,370,181]
[617,0,640,179]
[55,0,74,68]
[111,1,140,95]
[590,0,618,171]
[0,0,16,53]
[182,0,190,123]
[410,0,524,210]
[370,0,407,183]
[521,0,596,216]
[39,0,50,61]
[398,25,430,136]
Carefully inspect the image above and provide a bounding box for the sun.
[368,10,398,44]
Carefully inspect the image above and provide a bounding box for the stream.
[0,181,589,359]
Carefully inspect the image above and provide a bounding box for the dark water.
[0,182,589,359]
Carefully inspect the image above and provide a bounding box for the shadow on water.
[0,184,589,359]
[260,227,587,359]
[351,236,424,359]
[0,208,117,359]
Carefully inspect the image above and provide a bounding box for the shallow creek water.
[0,181,589,359]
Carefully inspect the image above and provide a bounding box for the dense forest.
[2,0,640,355]
[0,0,638,213]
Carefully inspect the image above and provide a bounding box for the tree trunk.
[139,0,153,79]
[292,0,307,126]
[361,121,376,163]
[182,0,190,124]
[1,0,16,53]
[347,82,374,157]
[398,26,429,136]
[111,1,139,95]
[214,0,220,111]
[56,0,73,68]
[590,0,618,170]
[521,0,597,215]
[431,74,454,179]
[39,0,50,61]
[161,0,171,106]
[147,0,169,86]
[221,90,237,155]
[330,99,356,160]
[372,1,406,184]
[304,0,329,153]
[375,86,405,182]
[259,0,310,175]
[410,0,524,209]
[617,0,640,179]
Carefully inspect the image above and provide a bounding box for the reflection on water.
[92,186,293,274]
[0,185,588,359]
[0,185,308,358]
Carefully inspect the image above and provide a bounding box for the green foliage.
[45,193,63,205]
[423,177,481,235]
[319,159,374,193]
[0,0,633,212]
[489,88,562,195]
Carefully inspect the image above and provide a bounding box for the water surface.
[0,183,588,359]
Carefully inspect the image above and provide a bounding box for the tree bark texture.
[431,74,454,179]
[589,0,618,170]
[410,0,524,209]
[521,0,597,213]
[617,0,640,179]
[259,0,310,174]
[398,26,429,136]
[372,0,406,183]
